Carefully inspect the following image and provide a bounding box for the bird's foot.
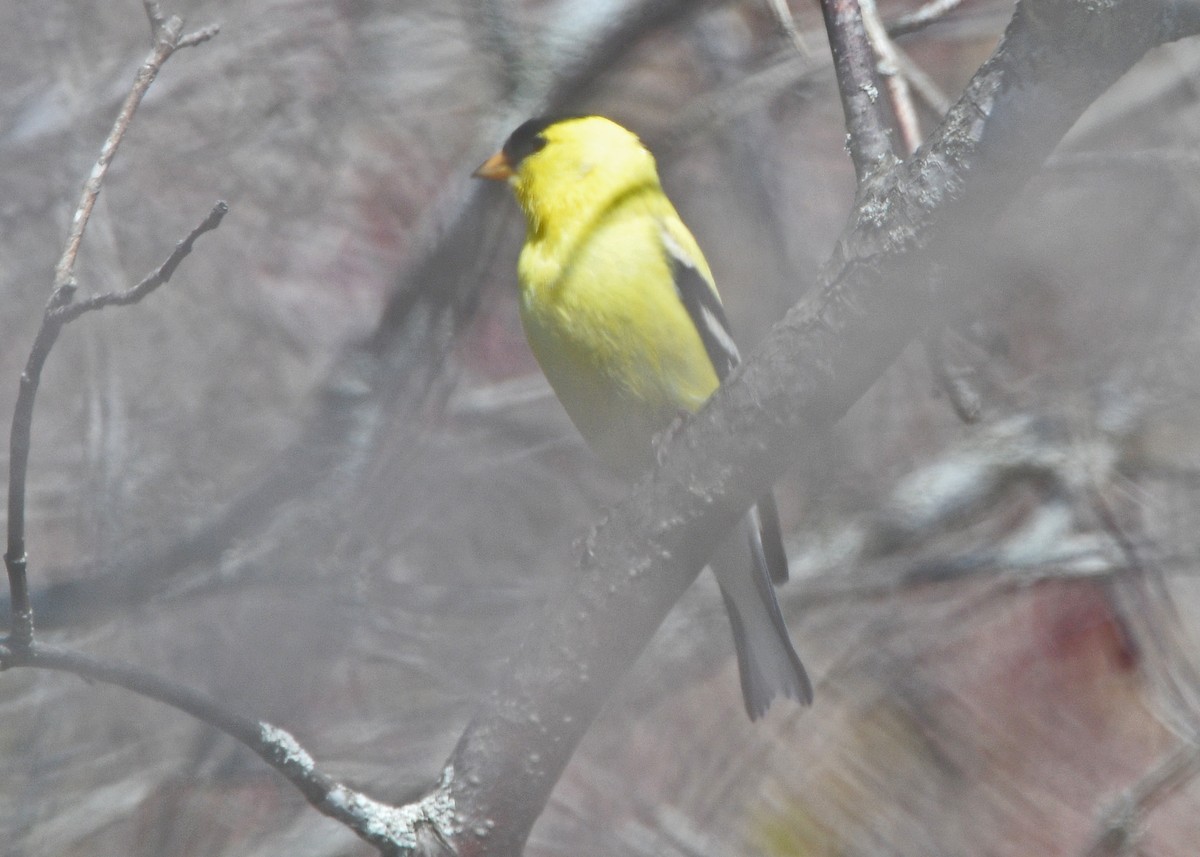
[652,410,691,467]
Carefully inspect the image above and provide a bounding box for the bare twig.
[4,291,73,644]
[4,4,219,646]
[143,0,220,48]
[1084,742,1200,857]
[766,0,813,56]
[819,0,899,183]
[889,0,970,37]
[51,202,228,325]
[890,43,954,116]
[665,12,961,156]
[0,640,449,854]
[852,0,956,153]
[143,0,168,35]
[860,0,923,153]
[178,22,222,49]
[53,9,200,296]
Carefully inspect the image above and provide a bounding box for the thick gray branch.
[432,1,1200,855]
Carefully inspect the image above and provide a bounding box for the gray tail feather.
[752,494,789,585]
[712,506,812,719]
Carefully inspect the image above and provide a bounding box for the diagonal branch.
[52,5,215,296]
[4,5,220,646]
[50,202,228,325]
[426,1,1200,854]
[0,640,452,854]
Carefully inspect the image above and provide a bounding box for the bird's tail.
[710,504,812,720]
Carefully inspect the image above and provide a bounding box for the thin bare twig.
[51,202,228,324]
[5,4,218,645]
[143,0,220,47]
[0,640,449,854]
[890,43,953,116]
[765,0,813,56]
[863,0,957,151]
[889,0,970,37]
[819,0,898,183]
[1084,742,1200,857]
[55,12,182,294]
[144,0,169,35]
[860,0,922,153]
[4,292,72,644]
[178,22,222,49]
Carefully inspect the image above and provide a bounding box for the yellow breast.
[518,206,719,476]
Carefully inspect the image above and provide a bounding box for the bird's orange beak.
[473,150,514,181]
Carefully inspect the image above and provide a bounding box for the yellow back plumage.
[503,116,723,474]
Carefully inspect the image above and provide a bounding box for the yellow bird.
[474,115,811,719]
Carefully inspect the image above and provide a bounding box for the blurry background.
[2,0,1200,854]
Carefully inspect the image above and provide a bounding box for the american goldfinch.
[474,115,812,719]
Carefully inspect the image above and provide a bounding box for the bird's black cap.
[501,117,553,167]
[502,115,590,167]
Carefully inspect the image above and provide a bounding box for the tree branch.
[4,3,220,646]
[0,640,453,854]
[820,0,898,183]
[860,0,925,153]
[424,1,1200,854]
[888,0,970,37]
[1084,741,1200,856]
[49,202,228,325]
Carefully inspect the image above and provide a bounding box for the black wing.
[661,228,740,381]
[661,227,789,585]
